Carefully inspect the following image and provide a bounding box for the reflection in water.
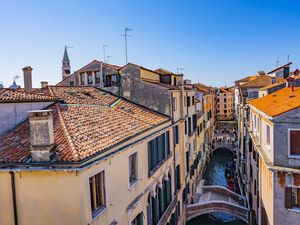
[187,149,246,225]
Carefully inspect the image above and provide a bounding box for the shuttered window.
[89,171,106,217]
[148,132,171,175]
[290,130,300,155]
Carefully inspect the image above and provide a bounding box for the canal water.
[187,149,247,225]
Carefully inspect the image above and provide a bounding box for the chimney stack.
[23,66,33,92]
[41,81,48,88]
[28,110,54,162]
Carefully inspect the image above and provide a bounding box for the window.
[286,187,300,208]
[69,81,74,86]
[87,72,93,84]
[172,97,177,111]
[186,151,190,173]
[89,171,106,217]
[132,212,144,225]
[129,153,138,186]
[192,96,195,105]
[185,120,187,135]
[148,132,171,175]
[95,71,101,84]
[174,125,179,145]
[266,125,270,146]
[187,96,191,107]
[289,130,300,156]
[192,114,197,131]
[80,73,85,85]
[175,165,181,191]
[188,117,192,136]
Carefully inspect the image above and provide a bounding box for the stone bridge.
[186,185,248,222]
[212,142,236,153]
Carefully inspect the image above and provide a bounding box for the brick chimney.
[23,66,33,92]
[28,110,54,162]
[41,81,48,88]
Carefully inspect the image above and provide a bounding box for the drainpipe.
[9,171,18,225]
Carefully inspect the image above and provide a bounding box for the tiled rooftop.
[0,88,58,103]
[240,75,284,88]
[249,87,300,117]
[0,86,170,163]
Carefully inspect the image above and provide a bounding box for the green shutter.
[166,179,171,205]
[148,142,152,173]
[147,202,152,225]
[152,196,159,225]
[166,131,170,156]
[159,187,165,218]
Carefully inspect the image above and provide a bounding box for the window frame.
[129,152,138,187]
[88,169,107,219]
[288,128,300,159]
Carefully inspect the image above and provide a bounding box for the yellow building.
[0,86,180,225]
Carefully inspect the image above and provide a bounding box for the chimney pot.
[41,81,48,88]
[23,66,33,92]
[28,109,54,162]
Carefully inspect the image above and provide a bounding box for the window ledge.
[129,180,138,190]
[91,207,108,222]
[288,207,300,214]
[288,155,300,159]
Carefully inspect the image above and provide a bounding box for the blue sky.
[0,0,299,88]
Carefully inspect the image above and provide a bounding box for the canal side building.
[0,86,182,225]
[246,87,300,225]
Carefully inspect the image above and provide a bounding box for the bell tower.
[62,45,71,80]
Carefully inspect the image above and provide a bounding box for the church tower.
[62,46,71,80]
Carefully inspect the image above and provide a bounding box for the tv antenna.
[103,44,108,63]
[106,56,112,63]
[177,68,184,75]
[276,57,280,67]
[121,27,133,64]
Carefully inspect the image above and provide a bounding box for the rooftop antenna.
[13,75,20,82]
[106,56,112,63]
[177,68,184,75]
[121,27,133,64]
[103,44,108,63]
[287,54,290,63]
[276,56,280,67]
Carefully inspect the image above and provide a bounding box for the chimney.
[41,81,48,88]
[28,110,54,162]
[258,71,265,76]
[23,66,33,92]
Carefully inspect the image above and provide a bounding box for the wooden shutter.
[290,130,300,155]
[285,187,292,209]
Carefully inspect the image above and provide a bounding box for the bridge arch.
[186,206,248,223]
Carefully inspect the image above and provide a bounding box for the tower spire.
[62,45,71,80]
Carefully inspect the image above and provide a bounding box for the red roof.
[0,86,170,163]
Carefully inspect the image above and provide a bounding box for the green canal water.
[187,149,247,225]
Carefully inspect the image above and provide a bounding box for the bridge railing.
[186,201,248,221]
[201,185,246,206]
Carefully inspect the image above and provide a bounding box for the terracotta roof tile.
[240,76,284,88]
[0,89,58,103]
[249,87,300,117]
[0,87,170,163]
